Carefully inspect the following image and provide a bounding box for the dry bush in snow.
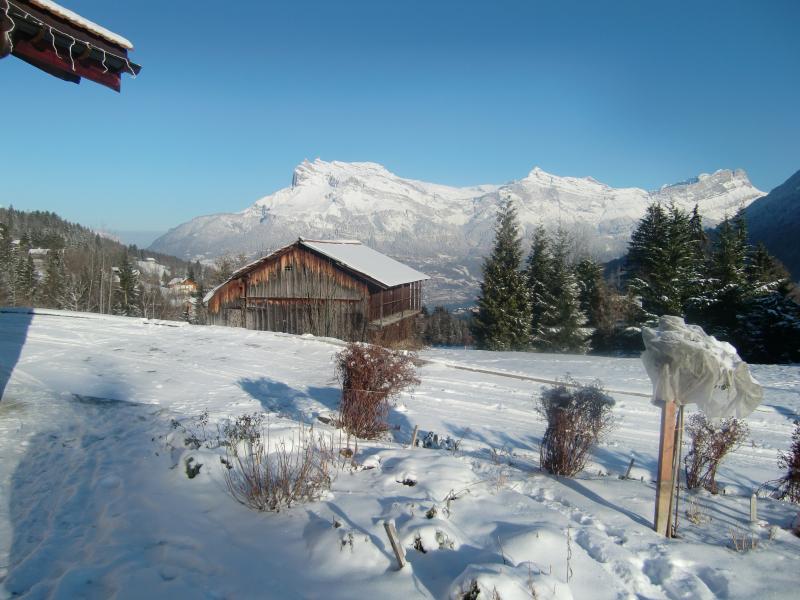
[335,342,419,439]
[684,413,748,494]
[221,413,335,512]
[772,420,800,504]
[537,379,615,477]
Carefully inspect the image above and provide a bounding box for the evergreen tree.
[626,203,698,319]
[525,226,556,348]
[114,254,141,317]
[747,242,790,294]
[0,223,13,305]
[472,199,531,350]
[539,230,589,353]
[14,252,37,306]
[573,257,605,328]
[42,249,66,308]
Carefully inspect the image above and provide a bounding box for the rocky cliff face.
[150,160,764,304]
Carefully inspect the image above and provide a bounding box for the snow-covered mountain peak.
[151,161,765,305]
[291,158,394,189]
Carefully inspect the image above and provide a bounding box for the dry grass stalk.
[728,527,759,552]
[222,414,336,512]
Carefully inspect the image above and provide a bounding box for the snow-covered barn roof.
[299,239,429,288]
[1,0,141,91]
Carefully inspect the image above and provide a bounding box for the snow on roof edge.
[28,0,134,50]
[299,239,429,288]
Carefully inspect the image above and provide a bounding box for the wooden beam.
[654,400,677,536]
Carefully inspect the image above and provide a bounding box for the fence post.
[410,425,419,448]
[750,493,758,523]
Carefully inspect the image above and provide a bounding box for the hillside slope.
[744,168,800,280]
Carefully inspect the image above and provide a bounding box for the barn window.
[284,265,293,272]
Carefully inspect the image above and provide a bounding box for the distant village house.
[204,239,428,344]
[167,277,197,295]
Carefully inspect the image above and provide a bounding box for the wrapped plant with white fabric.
[641,315,763,536]
[641,315,763,419]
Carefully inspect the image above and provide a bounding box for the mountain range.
[149,160,765,304]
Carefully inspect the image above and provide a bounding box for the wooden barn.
[1,0,140,91]
[204,239,429,344]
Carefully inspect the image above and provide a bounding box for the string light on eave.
[7,0,137,77]
[3,0,16,53]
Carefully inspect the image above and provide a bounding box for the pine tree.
[0,223,13,305]
[525,226,556,348]
[573,257,605,328]
[626,203,697,319]
[14,252,37,306]
[42,249,66,308]
[539,230,589,353]
[114,254,141,317]
[472,199,531,350]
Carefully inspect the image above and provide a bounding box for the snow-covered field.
[1,310,798,599]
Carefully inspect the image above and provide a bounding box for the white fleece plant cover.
[641,315,763,418]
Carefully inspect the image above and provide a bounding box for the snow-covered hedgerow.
[537,380,614,477]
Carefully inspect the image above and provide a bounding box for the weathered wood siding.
[207,243,424,343]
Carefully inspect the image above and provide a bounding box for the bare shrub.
[684,414,749,494]
[728,527,759,552]
[221,413,335,512]
[772,420,800,504]
[335,342,419,439]
[537,379,615,477]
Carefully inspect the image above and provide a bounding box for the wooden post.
[654,400,677,536]
[383,521,406,569]
[669,406,685,537]
[410,425,419,448]
[750,493,758,523]
[624,458,635,479]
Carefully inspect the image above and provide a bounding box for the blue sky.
[2,0,798,246]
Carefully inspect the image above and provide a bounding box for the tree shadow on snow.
[238,377,341,423]
[0,309,34,403]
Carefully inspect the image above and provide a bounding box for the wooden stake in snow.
[654,400,677,537]
[383,521,406,569]
[410,425,419,448]
[624,457,635,479]
[750,493,758,523]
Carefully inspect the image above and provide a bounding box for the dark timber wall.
[206,244,424,343]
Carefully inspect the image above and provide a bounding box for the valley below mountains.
[150,160,764,305]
